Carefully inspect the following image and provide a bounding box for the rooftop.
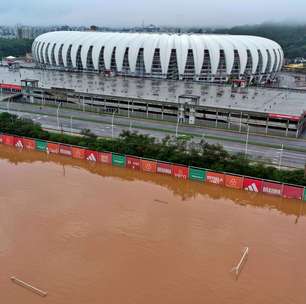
[1,66,306,118]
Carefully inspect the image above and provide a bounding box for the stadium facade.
[33,31,283,84]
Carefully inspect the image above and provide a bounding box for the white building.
[33,31,283,84]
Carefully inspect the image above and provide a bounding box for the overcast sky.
[1,0,305,27]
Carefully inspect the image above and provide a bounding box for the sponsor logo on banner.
[59,145,72,156]
[225,175,243,189]
[263,186,281,195]
[141,160,157,173]
[126,157,141,170]
[100,152,111,164]
[206,172,225,185]
[86,153,97,162]
[15,140,23,149]
[245,183,259,192]
[157,163,172,175]
[262,181,282,196]
[157,167,171,175]
[173,165,188,179]
[243,178,263,193]
[23,138,36,150]
[47,143,59,154]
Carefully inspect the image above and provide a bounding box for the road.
[1,101,306,169]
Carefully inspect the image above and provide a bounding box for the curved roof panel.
[33,31,283,82]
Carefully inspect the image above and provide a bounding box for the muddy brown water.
[0,145,305,304]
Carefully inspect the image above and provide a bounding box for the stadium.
[33,31,283,84]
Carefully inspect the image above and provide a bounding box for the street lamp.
[278,144,284,170]
[175,116,180,138]
[245,125,250,157]
[7,97,10,113]
[111,109,117,138]
[57,102,62,130]
[70,116,73,135]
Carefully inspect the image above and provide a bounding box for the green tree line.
[0,38,33,58]
[208,23,306,60]
[0,112,305,186]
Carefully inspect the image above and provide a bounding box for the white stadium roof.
[33,31,283,83]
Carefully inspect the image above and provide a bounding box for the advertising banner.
[141,159,157,173]
[262,181,283,196]
[188,167,206,182]
[268,113,301,121]
[126,156,141,170]
[100,152,112,164]
[157,162,173,175]
[173,165,189,179]
[243,178,263,193]
[47,142,59,154]
[282,185,304,200]
[112,153,126,167]
[304,188,306,202]
[14,137,24,149]
[59,144,72,157]
[206,171,225,186]
[23,138,36,150]
[35,139,47,151]
[71,146,86,159]
[2,135,14,146]
[225,174,244,190]
[85,150,99,162]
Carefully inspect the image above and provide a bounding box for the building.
[32,31,283,84]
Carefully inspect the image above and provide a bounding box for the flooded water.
[0,145,305,304]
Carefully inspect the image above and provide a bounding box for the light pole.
[7,97,10,113]
[129,120,132,132]
[245,125,250,157]
[57,102,62,130]
[278,144,284,170]
[175,116,180,138]
[70,116,73,135]
[111,109,117,138]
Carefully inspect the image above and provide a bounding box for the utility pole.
[175,116,180,138]
[278,144,284,170]
[245,125,250,157]
[111,109,117,138]
[57,102,62,130]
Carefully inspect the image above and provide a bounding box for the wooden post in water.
[10,277,47,297]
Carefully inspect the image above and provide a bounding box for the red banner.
[157,162,173,175]
[225,174,243,189]
[282,185,304,200]
[47,142,59,154]
[59,144,72,157]
[0,83,22,90]
[22,138,35,150]
[262,181,283,196]
[99,152,112,164]
[141,159,157,173]
[14,137,24,149]
[85,150,99,162]
[2,135,14,146]
[206,172,225,186]
[269,113,301,121]
[126,156,141,170]
[243,178,263,193]
[173,165,188,179]
[71,146,86,159]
